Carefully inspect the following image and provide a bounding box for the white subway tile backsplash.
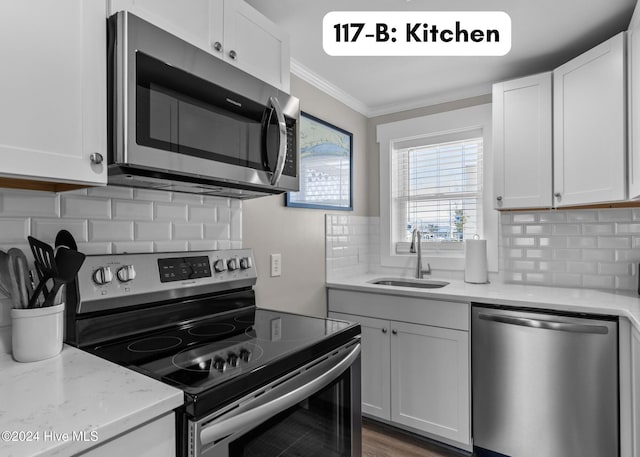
[76,242,112,255]
[113,199,154,221]
[172,193,203,204]
[135,221,171,241]
[133,188,172,202]
[33,219,87,243]
[189,206,217,223]
[189,240,216,251]
[204,223,230,240]
[0,219,29,243]
[2,190,58,217]
[173,223,203,240]
[61,196,110,219]
[89,220,132,241]
[502,207,640,291]
[155,202,188,221]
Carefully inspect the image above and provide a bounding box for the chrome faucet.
[410,228,431,279]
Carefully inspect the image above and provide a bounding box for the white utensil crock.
[11,303,64,362]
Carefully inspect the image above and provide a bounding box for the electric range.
[66,249,361,457]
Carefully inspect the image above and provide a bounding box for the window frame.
[377,104,496,271]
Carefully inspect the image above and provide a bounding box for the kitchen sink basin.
[368,278,449,289]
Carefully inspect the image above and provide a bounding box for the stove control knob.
[213,259,227,273]
[239,348,251,363]
[117,265,136,283]
[227,353,239,368]
[93,266,113,286]
[213,357,226,372]
[227,258,239,271]
[240,257,253,269]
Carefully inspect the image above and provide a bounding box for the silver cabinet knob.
[93,266,113,285]
[496,195,503,201]
[213,259,227,273]
[382,328,387,334]
[228,50,237,60]
[90,152,104,164]
[212,41,222,52]
[116,265,136,283]
[554,192,561,198]
[392,329,398,335]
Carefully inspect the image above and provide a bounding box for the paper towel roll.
[465,239,488,284]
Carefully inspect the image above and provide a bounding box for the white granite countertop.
[327,274,640,330]
[0,345,183,457]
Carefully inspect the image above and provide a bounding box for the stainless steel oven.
[107,12,300,198]
[66,249,361,457]
[192,341,361,457]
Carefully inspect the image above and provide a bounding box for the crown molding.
[290,58,491,118]
[290,58,370,116]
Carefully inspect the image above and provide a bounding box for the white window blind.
[392,132,483,246]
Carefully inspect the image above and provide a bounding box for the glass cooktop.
[86,308,359,399]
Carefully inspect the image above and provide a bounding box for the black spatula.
[42,247,86,308]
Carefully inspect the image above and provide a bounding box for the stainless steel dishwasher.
[472,305,618,457]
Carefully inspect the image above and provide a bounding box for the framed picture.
[286,112,353,210]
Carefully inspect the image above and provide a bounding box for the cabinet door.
[390,321,470,445]
[628,4,640,200]
[0,0,107,186]
[109,0,213,52]
[493,73,552,209]
[329,312,391,420]
[222,0,290,91]
[553,32,626,207]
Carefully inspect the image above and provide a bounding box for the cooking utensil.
[27,237,57,308]
[8,248,30,309]
[42,247,86,308]
[54,229,80,312]
[0,250,21,308]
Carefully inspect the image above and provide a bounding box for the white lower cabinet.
[632,327,640,457]
[329,289,470,448]
[80,412,175,456]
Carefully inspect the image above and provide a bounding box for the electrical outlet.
[270,253,282,277]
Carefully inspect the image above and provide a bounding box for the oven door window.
[229,372,352,457]
[135,51,282,173]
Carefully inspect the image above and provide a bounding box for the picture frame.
[285,112,353,211]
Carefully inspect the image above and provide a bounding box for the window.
[377,103,493,270]
[392,132,483,251]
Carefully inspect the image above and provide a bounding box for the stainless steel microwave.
[107,11,300,198]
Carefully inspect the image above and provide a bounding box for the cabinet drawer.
[328,289,469,331]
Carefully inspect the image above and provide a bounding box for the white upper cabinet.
[109,0,290,91]
[553,32,627,207]
[628,2,640,200]
[0,0,107,188]
[493,72,553,209]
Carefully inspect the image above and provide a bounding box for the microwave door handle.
[267,96,288,186]
[199,343,360,447]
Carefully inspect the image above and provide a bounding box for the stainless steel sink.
[368,278,449,289]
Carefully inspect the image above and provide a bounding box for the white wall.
[243,75,369,317]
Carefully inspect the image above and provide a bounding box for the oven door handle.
[268,96,288,186]
[199,343,360,447]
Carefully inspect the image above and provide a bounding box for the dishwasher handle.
[478,313,609,335]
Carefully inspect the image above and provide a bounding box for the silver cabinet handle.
[228,49,237,60]
[382,328,387,334]
[199,344,360,446]
[212,41,222,52]
[90,153,104,164]
[392,329,398,335]
[267,96,288,186]
[478,313,609,335]
[496,195,503,201]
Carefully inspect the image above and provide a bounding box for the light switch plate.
[270,253,282,277]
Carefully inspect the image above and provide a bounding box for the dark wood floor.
[362,419,468,457]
